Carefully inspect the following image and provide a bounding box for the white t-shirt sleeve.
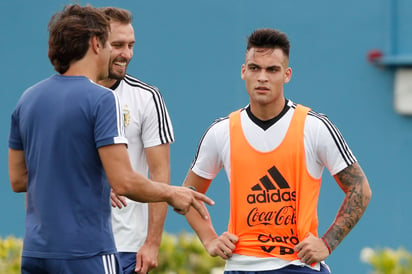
[305,113,357,178]
[141,88,174,148]
[191,119,227,180]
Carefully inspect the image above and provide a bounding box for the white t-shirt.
[111,74,174,253]
[191,100,355,271]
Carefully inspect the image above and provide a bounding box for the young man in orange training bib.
[182,28,371,273]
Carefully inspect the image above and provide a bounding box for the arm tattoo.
[322,162,371,252]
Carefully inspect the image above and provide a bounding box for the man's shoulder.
[288,100,331,126]
[206,114,231,135]
[120,74,160,93]
[209,107,249,128]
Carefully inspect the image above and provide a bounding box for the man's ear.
[284,67,292,83]
[241,64,246,80]
[90,36,101,54]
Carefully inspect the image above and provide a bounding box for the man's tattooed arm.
[322,162,372,253]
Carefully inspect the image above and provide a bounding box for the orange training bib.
[228,105,321,260]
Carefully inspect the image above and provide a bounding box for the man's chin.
[108,72,126,80]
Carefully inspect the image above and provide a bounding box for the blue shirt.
[9,75,128,259]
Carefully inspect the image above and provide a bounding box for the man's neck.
[98,78,117,88]
[63,49,104,83]
[249,97,286,121]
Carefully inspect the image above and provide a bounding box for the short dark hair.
[48,4,110,74]
[99,7,133,24]
[246,28,290,58]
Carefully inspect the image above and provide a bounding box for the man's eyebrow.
[247,63,281,69]
[247,62,260,67]
[266,65,281,70]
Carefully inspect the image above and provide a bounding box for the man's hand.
[134,243,159,274]
[204,232,238,259]
[110,190,127,208]
[169,186,214,219]
[294,233,329,265]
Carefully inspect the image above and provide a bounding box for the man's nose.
[120,47,133,60]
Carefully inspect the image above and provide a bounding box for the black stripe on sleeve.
[290,103,356,166]
[190,116,229,169]
[124,75,174,144]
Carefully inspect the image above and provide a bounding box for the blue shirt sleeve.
[9,106,24,150]
[94,90,128,148]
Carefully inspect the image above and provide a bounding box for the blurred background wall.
[1,1,411,273]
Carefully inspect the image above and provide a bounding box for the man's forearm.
[145,143,171,246]
[146,202,168,247]
[323,163,372,252]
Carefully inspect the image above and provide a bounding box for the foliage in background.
[0,236,22,274]
[152,232,225,274]
[360,247,412,274]
[0,233,224,274]
[8,234,412,274]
